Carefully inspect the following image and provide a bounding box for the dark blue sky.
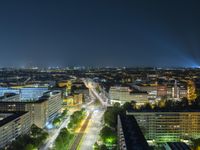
[0,0,200,67]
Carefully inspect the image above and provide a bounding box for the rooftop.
[0,111,28,127]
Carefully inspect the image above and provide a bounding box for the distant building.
[179,86,187,99]
[63,93,83,106]
[0,86,48,101]
[0,87,20,96]
[0,112,31,148]
[117,114,151,150]
[20,87,49,101]
[109,86,148,105]
[187,80,197,103]
[0,90,62,128]
[157,85,167,97]
[127,111,200,143]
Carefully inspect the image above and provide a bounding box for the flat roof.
[127,109,200,113]
[0,111,29,127]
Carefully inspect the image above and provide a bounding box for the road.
[40,117,70,150]
[78,108,104,150]
[82,78,110,106]
[70,112,93,150]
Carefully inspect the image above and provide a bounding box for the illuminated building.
[109,86,148,105]
[179,86,187,99]
[0,90,62,128]
[0,112,31,148]
[0,87,48,101]
[157,85,167,97]
[187,80,197,103]
[20,87,48,101]
[127,111,200,143]
[63,93,83,106]
[172,80,179,99]
[58,80,72,94]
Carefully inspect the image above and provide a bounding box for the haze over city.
[0,0,200,67]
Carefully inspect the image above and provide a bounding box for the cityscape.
[1,1,200,150]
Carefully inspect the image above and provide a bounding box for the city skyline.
[0,0,200,67]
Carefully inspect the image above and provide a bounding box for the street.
[69,112,93,150]
[40,117,70,150]
[78,107,104,150]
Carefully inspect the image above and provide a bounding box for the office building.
[109,86,149,105]
[0,112,31,148]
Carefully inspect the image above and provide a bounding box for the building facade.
[127,111,200,143]
[109,86,148,105]
[0,112,31,148]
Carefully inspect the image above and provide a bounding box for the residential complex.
[127,111,200,144]
[0,112,31,148]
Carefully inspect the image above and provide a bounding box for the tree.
[68,109,86,130]
[99,144,108,150]
[104,109,116,127]
[53,117,61,127]
[122,102,133,111]
[24,144,37,150]
[191,138,200,150]
[54,128,73,150]
[100,126,117,145]
[61,109,68,117]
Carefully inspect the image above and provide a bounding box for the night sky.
[0,0,200,67]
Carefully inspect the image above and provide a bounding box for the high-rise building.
[0,112,31,148]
